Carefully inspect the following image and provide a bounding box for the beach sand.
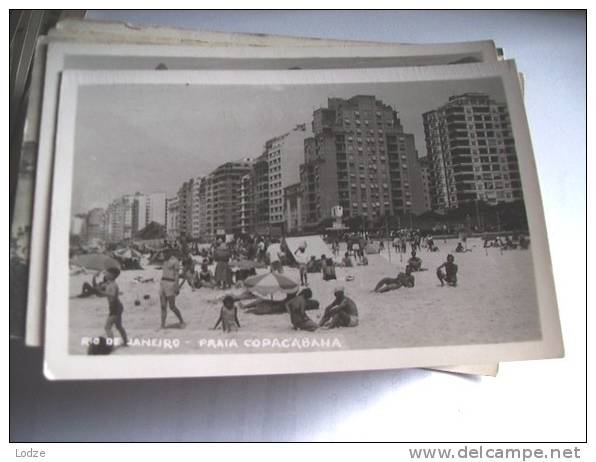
[68,237,541,355]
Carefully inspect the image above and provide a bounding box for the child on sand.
[95,267,128,347]
[294,242,308,286]
[212,295,240,332]
[437,254,458,287]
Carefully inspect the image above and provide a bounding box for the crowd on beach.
[76,228,529,354]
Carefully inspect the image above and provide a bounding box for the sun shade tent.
[243,272,299,298]
[70,253,120,271]
[284,236,336,264]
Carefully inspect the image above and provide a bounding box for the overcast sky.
[72,77,505,214]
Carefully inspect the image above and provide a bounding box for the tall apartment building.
[190,176,203,239]
[252,154,270,235]
[418,157,432,213]
[284,182,303,234]
[423,93,522,212]
[300,95,424,228]
[165,196,179,238]
[177,179,194,238]
[238,173,254,235]
[131,192,166,232]
[262,124,309,234]
[85,207,108,242]
[106,195,134,242]
[195,160,252,241]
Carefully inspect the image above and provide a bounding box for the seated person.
[407,250,423,272]
[319,286,359,329]
[341,252,354,268]
[306,256,320,273]
[437,254,458,287]
[323,258,337,281]
[194,263,215,289]
[372,264,415,293]
[455,242,465,253]
[285,288,318,332]
[79,270,107,298]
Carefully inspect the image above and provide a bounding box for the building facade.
[423,92,522,212]
[106,195,134,242]
[177,179,194,238]
[85,207,108,242]
[165,196,180,238]
[300,95,424,228]
[284,182,303,234]
[263,124,309,233]
[418,157,432,213]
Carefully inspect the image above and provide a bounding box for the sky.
[72,77,505,214]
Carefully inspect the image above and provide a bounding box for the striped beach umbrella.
[243,272,299,297]
[71,253,120,271]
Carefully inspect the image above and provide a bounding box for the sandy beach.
[68,237,541,355]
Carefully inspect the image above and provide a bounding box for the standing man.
[159,251,186,328]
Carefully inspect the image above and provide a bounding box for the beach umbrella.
[114,247,142,260]
[230,259,258,270]
[243,272,298,297]
[71,253,120,271]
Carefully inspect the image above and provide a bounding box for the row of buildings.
[72,192,166,243]
[72,92,522,244]
[165,92,522,242]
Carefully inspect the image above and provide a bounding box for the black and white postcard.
[43,61,562,379]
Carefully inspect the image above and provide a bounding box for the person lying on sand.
[285,288,318,332]
[372,264,415,293]
[212,295,240,333]
[455,242,472,253]
[79,270,107,298]
[319,286,359,329]
[437,254,458,287]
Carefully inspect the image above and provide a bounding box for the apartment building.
[300,95,424,228]
[423,92,522,212]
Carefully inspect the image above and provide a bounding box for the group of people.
[80,230,466,351]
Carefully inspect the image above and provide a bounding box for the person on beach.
[267,242,283,274]
[372,264,415,293]
[320,254,328,277]
[212,295,240,333]
[342,252,354,268]
[323,257,337,281]
[408,250,423,272]
[294,242,308,286]
[357,254,369,266]
[214,242,233,289]
[181,253,197,290]
[79,270,107,298]
[437,254,458,287]
[285,288,318,332]
[195,263,215,289]
[319,286,359,329]
[95,267,128,346]
[159,251,186,328]
[306,256,319,273]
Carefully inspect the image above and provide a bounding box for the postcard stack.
[9,18,563,380]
